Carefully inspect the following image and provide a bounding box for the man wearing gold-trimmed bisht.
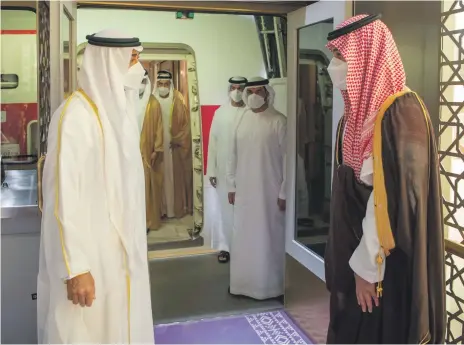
[153,70,192,219]
[324,14,445,344]
[139,72,164,232]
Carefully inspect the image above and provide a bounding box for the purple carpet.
[155,310,312,344]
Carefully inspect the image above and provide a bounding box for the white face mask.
[124,62,145,90]
[229,89,243,102]
[248,93,266,109]
[327,57,348,90]
[158,86,170,97]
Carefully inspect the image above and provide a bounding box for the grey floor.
[149,253,283,325]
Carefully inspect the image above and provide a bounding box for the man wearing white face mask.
[226,76,287,300]
[139,71,164,233]
[153,70,192,219]
[37,29,154,344]
[207,76,247,263]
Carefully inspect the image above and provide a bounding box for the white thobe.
[158,95,175,218]
[125,88,140,135]
[207,103,246,252]
[227,106,287,300]
[349,157,386,283]
[37,93,154,344]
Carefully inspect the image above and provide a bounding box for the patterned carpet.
[155,310,312,344]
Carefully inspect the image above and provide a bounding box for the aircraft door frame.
[285,0,352,281]
[50,0,77,113]
[1,2,77,344]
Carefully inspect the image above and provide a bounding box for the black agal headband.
[327,14,382,41]
[86,34,141,48]
[157,70,172,80]
[229,77,248,85]
[246,79,269,87]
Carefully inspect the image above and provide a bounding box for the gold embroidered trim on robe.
[140,95,164,230]
[54,89,101,277]
[373,89,431,296]
[52,89,132,342]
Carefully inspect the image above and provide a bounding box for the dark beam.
[77,1,315,16]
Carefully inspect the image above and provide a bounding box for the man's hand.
[354,273,379,313]
[150,152,157,167]
[66,272,96,307]
[228,192,235,205]
[277,198,286,211]
[210,177,217,188]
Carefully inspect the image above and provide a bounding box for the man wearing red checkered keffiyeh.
[323,14,445,344]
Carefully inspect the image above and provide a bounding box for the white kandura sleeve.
[226,119,238,193]
[57,108,93,280]
[207,113,218,178]
[348,157,386,283]
[277,116,287,200]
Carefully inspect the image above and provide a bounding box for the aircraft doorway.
[62,4,294,332]
[140,58,195,251]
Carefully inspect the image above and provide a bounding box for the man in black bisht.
[323,14,445,344]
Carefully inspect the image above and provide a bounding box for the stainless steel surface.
[1,207,41,235]
[1,170,41,343]
[1,169,38,208]
[1,231,41,344]
[1,170,41,234]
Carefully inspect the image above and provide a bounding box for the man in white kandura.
[37,29,155,344]
[227,77,287,300]
[207,76,248,263]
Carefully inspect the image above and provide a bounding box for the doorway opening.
[140,57,194,250]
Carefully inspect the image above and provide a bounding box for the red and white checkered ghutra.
[327,14,406,179]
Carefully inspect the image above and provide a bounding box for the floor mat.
[155,310,312,344]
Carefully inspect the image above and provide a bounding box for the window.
[0,74,19,89]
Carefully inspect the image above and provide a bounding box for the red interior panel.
[200,105,220,175]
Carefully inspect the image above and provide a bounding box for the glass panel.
[295,19,334,259]
[1,74,19,89]
[62,10,71,97]
[0,8,38,206]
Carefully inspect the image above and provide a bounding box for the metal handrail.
[2,154,38,165]
[445,238,464,258]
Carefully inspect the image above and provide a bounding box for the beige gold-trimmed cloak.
[140,94,164,230]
